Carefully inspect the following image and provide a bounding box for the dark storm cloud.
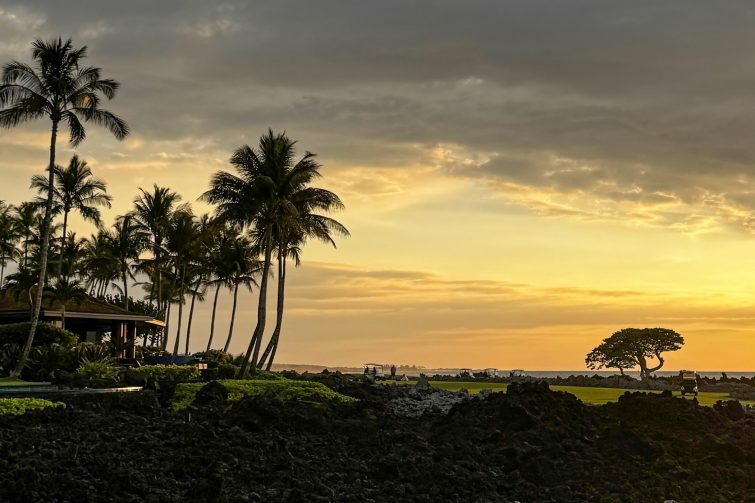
[3,1,755,227]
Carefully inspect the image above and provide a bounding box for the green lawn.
[387,380,749,407]
[0,376,51,387]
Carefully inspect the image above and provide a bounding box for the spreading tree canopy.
[585,327,684,379]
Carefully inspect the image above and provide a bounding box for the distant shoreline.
[270,364,755,379]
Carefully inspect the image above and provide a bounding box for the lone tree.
[586,328,684,379]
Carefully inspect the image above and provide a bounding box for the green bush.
[28,344,72,380]
[171,379,357,411]
[76,358,120,381]
[71,342,112,365]
[217,363,239,379]
[129,364,200,384]
[0,322,78,348]
[0,398,64,415]
[192,349,234,367]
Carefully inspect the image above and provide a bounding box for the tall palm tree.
[57,231,86,282]
[221,234,260,354]
[183,214,215,355]
[106,215,148,311]
[0,202,20,285]
[80,230,118,297]
[203,130,327,375]
[30,154,111,277]
[204,225,236,352]
[14,202,41,268]
[165,209,202,357]
[0,37,128,376]
[131,185,180,314]
[257,182,349,370]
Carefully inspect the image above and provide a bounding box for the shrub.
[171,379,357,411]
[71,342,112,365]
[0,322,78,349]
[129,364,200,384]
[217,363,239,379]
[0,398,64,415]
[27,344,73,381]
[76,358,120,381]
[0,344,21,375]
[192,349,234,367]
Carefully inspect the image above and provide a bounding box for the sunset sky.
[2,1,755,370]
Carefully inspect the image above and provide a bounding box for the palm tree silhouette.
[31,154,111,277]
[222,233,261,354]
[204,129,332,374]
[48,277,87,330]
[0,38,128,376]
[166,209,203,357]
[106,215,148,311]
[257,181,349,370]
[0,202,20,285]
[131,185,180,315]
[13,202,41,268]
[203,224,236,352]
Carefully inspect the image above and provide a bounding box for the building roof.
[0,290,156,322]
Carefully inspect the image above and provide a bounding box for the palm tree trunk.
[205,284,221,352]
[259,254,286,370]
[56,209,69,278]
[162,302,172,351]
[0,257,5,286]
[185,288,197,355]
[12,119,58,377]
[172,266,186,358]
[122,271,129,310]
[61,305,66,330]
[239,231,273,376]
[223,283,239,353]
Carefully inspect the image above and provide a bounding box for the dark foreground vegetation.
[0,378,753,502]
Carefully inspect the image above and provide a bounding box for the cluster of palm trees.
[0,38,348,376]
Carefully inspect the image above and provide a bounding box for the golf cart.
[363,363,384,381]
[484,368,498,378]
[458,368,474,378]
[510,369,526,378]
[679,370,699,396]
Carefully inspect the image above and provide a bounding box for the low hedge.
[172,379,357,411]
[129,364,200,384]
[0,323,78,348]
[0,398,65,415]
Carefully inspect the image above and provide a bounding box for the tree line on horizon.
[0,38,348,377]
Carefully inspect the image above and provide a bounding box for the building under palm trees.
[0,290,164,358]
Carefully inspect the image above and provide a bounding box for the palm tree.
[106,215,148,311]
[257,183,349,370]
[14,202,41,268]
[204,225,236,352]
[30,154,111,277]
[165,210,202,357]
[57,231,86,282]
[80,230,118,298]
[4,266,38,302]
[203,130,327,375]
[0,202,20,285]
[47,277,86,329]
[221,234,260,354]
[183,214,215,355]
[131,185,180,314]
[0,37,128,376]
